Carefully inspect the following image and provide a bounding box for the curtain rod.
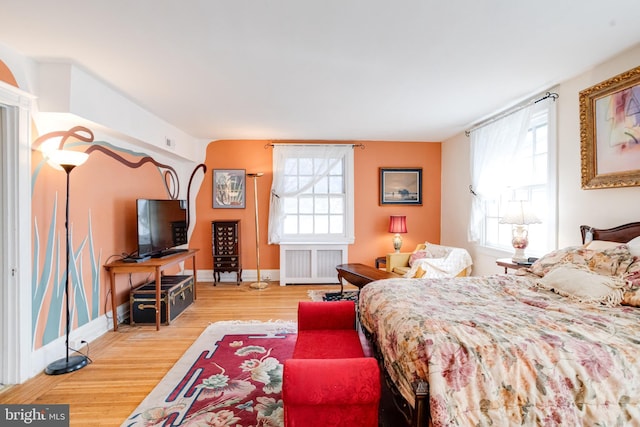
[465,91,559,137]
[264,142,365,149]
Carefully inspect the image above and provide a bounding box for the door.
[0,82,34,384]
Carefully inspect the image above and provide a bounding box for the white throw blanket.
[403,245,472,278]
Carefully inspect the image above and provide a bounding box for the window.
[268,144,354,244]
[282,157,344,235]
[469,95,557,255]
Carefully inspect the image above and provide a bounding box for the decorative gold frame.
[580,65,640,189]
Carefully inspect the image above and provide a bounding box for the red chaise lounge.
[282,300,381,427]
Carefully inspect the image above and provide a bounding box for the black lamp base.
[44,355,88,375]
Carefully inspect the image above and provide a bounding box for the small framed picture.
[379,167,423,205]
[213,169,246,208]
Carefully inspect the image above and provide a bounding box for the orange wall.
[352,141,442,263]
[192,140,441,270]
[30,138,180,347]
[191,140,277,272]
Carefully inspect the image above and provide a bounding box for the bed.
[359,222,640,426]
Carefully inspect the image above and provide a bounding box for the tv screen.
[136,199,187,257]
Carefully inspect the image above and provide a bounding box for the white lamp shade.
[47,150,89,169]
[499,200,541,225]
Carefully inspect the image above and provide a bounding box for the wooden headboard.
[580,222,640,244]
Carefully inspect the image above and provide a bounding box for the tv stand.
[151,248,189,258]
[104,249,199,331]
[123,255,151,263]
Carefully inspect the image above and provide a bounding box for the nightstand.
[496,258,530,273]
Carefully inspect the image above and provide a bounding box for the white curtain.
[468,105,533,242]
[268,144,350,244]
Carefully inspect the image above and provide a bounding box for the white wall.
[36,62,205,163]
[441,43,640,276]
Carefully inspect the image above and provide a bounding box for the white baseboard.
[190,269,280,284]
[30,303,128,378]
[28,268,280,379]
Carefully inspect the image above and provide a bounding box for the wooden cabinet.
[212,220,242,285]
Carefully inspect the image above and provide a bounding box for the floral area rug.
[122,320,297,427]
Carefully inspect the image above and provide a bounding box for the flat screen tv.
[136,199,188,258]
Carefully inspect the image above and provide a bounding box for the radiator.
[279,244,347,285]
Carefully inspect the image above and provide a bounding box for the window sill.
[475,243,546,259]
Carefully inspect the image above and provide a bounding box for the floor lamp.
[247,173,268,290]
[45,149,90,375]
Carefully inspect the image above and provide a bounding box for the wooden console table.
[336,263,399,293]
[104,249,199,331]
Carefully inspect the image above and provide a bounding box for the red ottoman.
[283,301,381,427]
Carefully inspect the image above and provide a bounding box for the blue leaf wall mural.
[88,212,101,319]
[32,130,175,348]
[42,230,62,345]
[33,195,58,343]
[31,126,203,349]
[37,209,96,345]
[71,232,91,327]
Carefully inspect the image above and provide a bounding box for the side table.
[496,258,530,273]
[336,263,399,293]
[104,249,199,331]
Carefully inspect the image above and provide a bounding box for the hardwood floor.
[0,281,360,426]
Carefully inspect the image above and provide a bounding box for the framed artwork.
[580,65,640,189]
[213,169,246,208]
[379,167,422,205]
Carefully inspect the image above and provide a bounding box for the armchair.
[386,242,472,278]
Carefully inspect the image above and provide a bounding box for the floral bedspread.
[359,274,640,426]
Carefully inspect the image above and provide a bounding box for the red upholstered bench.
[282,301,381,427]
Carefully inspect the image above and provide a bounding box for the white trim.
[545,98,559,251]
[30,307,122,378]
[193,269,280,284]
[22,264,297,377]
[344,148,355,243]
[0,80,35,384]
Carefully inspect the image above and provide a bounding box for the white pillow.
[627,236,640,257]
[536,264,626,306]
[585,240,623,251]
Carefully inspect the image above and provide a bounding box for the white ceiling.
[1,0,640,142]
